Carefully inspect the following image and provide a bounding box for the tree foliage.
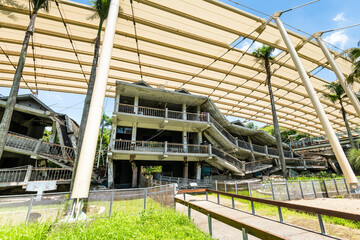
[245,122,258,130]
[261,125,308,142]
[347,147,360,174]
[346,41,360,84]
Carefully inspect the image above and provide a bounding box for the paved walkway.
[175,194,337,240]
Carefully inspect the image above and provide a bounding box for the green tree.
[346,41,360,84]
[347,147,360,174]
[0,0,50,159]
[253,45,287,178]
[245,122,258,130]
[71,0,111,189]
[323,81,355,148]
[96,114,112,168]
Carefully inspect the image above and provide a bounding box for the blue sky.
[1,0,359,127]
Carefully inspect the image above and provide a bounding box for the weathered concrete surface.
[176,194,334,240]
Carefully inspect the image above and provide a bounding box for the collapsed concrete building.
[0,94,78,192]
[107,81,328,188]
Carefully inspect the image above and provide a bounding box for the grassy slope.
[0,209,211,240]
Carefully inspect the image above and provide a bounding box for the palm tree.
[96,113,112,168]
[0,0,50,159]
[346,41,360,85]
[323,81,355,148]
[253,45,287,178]
[71,0,111,189]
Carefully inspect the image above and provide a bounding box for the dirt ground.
[289,198,360,214]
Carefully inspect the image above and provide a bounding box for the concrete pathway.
[176,194,338,240]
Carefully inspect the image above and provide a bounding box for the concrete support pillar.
[183,130,188,153]
[183,158,188,179]
[108,158,114,188]
[274,15,359,192]
[182,103,187,120]
[71,0,121,199]
[314,33,360,117]
[114,93,120,113]
[131,123,137,142]
[195,162,201,180]
[49,121,57,143]
[131,161,138,188]
[197,131,203,144]
[248,137,256,162]
[109,117,117,151]
[196,105,201,121]
[134,96,139,114]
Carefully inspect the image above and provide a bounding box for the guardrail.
[116,104,295,159]
[113,140,245,172]
[6,132,75,164]
[0,166,72,187]
[175,195,286,240]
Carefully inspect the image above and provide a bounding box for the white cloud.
[272,49,281,57]
[323,31,349,49]
[333,12,346,22]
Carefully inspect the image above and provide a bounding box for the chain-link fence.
[210,177,358,201]
[0,184,175,227]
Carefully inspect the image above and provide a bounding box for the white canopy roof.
[0,0,358,136]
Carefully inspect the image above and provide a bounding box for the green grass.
[0,209,211,240]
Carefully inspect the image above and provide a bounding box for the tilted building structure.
[108,81,328,188]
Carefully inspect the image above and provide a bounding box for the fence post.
[206,191,208,201]
[232,196,235,209]
[183,192,186,201]
[144,189,147,211]
[299,180,304,199]
[235,181,238,195]
[323,179,329,198]
[271,182,283,222]
[318,214,326,235]
[217,193,220,204]
[188,205,191,219]
[109,190,114,217]
[208,214,213,237]
[242,228,248,240]
[311,180,317,198]
[285,181,291,201]
[344,178,349,194]
[25,195,34,223]
[333,179,339,195]
[270,181,275,200]
[248,183,255,215]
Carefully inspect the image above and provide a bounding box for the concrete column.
[49,121,57,143]
[134,96,139,114]
[182,103,187,120]
[131,123,137,142]
[196,105,201,121]
[183,131,188,153]
[195,162,201,180]
[109,117,117,151]
[71,0,121,199]
[274,15,359,192]
[197,131,203,144]
[314,34,360,117]
[183,159,188,179]
[114,93,120,113]
[108,158,114,188]
[131,161,138,188]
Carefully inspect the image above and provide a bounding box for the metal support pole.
[323,179,329,198]
[217,193,220,204]
[315,33,360,116]
[208,214,213,237]
[232,196,235,209]
[318,214,326,235]
[188,205,191,219]
[248,184,255,215]
[242,228,248,240]
[206,191,208,201]
[299,180,304,199]
[224,181,227,192]
[109,190,114,217]
[71,0,121,199]
[344,178,349,194]
[312,180,317,198]
[274,14,359,193]
[144,189,147,211]
[285,181,291,200]
[278,206,284,223]
[333,179,339,195]
[270,181,276,200]
[235,181,238,195]
[215,180,218,191]
[183,192,186,201]
[25,195,34,223]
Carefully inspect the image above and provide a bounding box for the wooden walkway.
[176,194,337,240]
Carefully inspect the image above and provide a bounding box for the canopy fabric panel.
[0,0,358,136]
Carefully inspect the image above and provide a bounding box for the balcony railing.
[0,166,72,186]
[113,140,245,172]
[116,104,294,159]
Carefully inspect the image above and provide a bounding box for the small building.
[108,81,326,188]
[0,94,78,191]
